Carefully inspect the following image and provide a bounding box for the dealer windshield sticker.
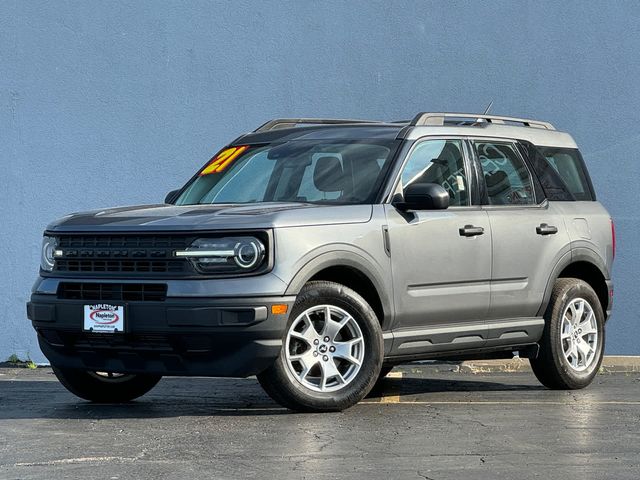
[83,304,125,333]
[200,145,249,175]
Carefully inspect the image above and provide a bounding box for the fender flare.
[536,246,609,317]
[284,249,394,330]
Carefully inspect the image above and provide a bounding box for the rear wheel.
[530,278,604,389]
[52,366,162,402]
[257,281,383,412]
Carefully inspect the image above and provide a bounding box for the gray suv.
[28,112,615,412]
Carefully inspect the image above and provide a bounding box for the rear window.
[535,147,594,201]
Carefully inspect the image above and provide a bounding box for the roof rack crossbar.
[254,118,382,133]
[409,112,555,130]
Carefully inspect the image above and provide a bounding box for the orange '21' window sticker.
[200,146,249,176]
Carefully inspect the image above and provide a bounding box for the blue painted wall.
[2,1,639,361]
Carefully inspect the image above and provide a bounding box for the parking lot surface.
[1,365,639,480]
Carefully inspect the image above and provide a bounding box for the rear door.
[385,138,492,354]
[472,139,571,327]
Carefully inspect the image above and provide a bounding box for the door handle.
[459,225,484,237]
[536,223,558,235]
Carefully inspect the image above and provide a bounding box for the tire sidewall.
[548,280,605,386]
[272,282,383,410]
[52,366,161,402]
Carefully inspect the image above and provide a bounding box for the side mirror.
[396,183,450,211]
[164,189,180,204]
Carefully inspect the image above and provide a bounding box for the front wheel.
[530,278,605,389]
[52,367,162,402]
[257,281,383,412]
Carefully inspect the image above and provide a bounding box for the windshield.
[175,140,399,206]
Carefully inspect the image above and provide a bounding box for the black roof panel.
[232,124,405,145]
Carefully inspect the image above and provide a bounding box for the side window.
[400,139,469,207]
[536,147,594,201]
[476,142,535,206]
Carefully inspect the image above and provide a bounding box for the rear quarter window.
[534,147,595,201]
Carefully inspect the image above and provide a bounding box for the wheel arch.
[538,248,610,319]
[284,251,392,330]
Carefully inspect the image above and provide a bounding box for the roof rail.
[409,112,555,130]
[254,118,382,133]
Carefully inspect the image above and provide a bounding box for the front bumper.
[27,294,295,377]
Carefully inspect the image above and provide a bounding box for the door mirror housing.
[165,189,180,204]
[396,183,450,211]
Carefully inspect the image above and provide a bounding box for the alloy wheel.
[285,304,365,393]
[560,297,599,372]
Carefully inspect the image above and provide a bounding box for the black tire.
[257,281,383,412]
[52,366,162,402]
[530,278,605,389]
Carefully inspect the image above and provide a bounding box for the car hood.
[46,203,373,232]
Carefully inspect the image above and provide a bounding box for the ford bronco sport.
[28,112,614,412]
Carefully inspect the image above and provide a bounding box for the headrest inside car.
[485,170,510,196]
[313,156,344,192]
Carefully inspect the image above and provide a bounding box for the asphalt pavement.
[1,365,639,480]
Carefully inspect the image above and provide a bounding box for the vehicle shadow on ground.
[367,376,543,399]
[0,374,542,420]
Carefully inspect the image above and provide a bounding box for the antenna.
[482,101,493,115]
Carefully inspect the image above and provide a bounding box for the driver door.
[385,138,492,355]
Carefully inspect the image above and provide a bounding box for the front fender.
[284,247,394,329]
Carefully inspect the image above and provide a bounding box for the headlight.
[40,236,58,272]
[175,237,266,274]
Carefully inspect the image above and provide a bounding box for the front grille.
[55,259,186,274]
[57,282,168,302]
[57,235,188,249]
[52,235,193,277]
